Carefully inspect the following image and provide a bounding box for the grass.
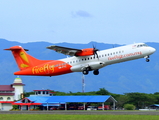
[0,114,159,120]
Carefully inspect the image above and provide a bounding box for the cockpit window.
[143,44,148,47]
[137,44,148,48]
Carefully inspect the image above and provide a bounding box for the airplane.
[4,43,156,76]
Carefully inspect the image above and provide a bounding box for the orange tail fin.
[4,46,51,71]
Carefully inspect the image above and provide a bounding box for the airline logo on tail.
[20,51,30,68]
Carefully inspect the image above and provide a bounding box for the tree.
[96,88,110,95]
[116,95,129,108]
[125,92,157,109]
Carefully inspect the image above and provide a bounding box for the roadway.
[1,110,159,115]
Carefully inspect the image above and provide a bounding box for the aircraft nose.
[149,47,156,54]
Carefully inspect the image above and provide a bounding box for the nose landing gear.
[146,58,150,62]
[145,55,150,62]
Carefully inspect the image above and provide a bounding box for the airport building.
[0,77,25,111]
[0,77,117,111]
[13,90,117,111]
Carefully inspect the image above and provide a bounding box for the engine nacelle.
[75,48,94,56]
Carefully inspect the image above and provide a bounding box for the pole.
[82,75,85,93]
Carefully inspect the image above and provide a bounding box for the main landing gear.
[82,67,90,75]
[82,67,99,75]
[93,69,99,75]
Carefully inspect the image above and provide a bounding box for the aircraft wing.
[47,45,82,56]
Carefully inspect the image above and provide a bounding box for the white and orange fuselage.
[5,43,156,76]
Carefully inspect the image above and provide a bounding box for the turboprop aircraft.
[5,43,156,76]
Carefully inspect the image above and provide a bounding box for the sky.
[0,0,159,44]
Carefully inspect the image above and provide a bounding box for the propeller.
[24,49,29,51]
[93,45,99,59]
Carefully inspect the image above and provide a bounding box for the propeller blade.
[92,44,99,59]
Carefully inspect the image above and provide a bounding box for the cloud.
[71,10,92,18]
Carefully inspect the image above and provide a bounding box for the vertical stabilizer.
[4,46,50,71]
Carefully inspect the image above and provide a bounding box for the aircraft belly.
[71,61,105,72]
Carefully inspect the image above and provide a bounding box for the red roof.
[0,93,14,96]
[0,85,14,91]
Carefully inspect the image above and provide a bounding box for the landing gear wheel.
[146,58,150,62]
[93,69,99,75]
[83,70,89,75]
[86,67,91,71]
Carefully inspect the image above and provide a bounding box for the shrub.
[124,104,135,110]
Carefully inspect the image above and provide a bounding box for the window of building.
[0,97,3,101]
[7,97,11,101]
